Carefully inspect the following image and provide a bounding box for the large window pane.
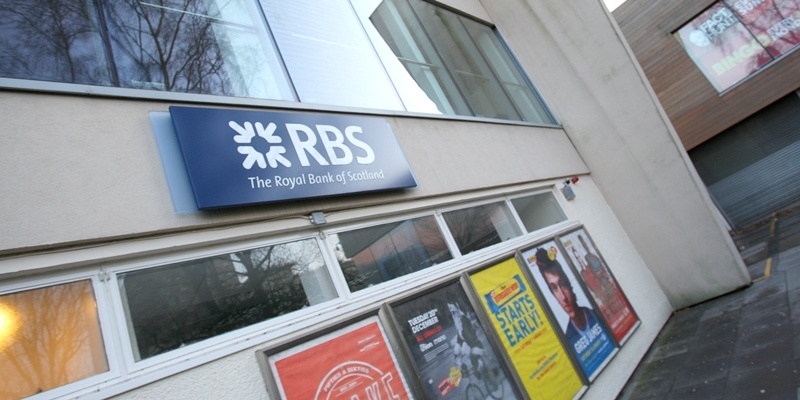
[364,0,556,123]
[443,201,521,255]
[410,0,523,121]
[118,238,336,360]
[462,19,555,123]
[369,0,470,115]
[0,0,294,100]
[104,0,293,99]
[332,216,452,292]
[0,1,111,85]
[0,281,108,399]
[511,192,567,232]
[262,0,404,110]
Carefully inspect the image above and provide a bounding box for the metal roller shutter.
[690,92,800,231]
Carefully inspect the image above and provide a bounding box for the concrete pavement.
[617,208,800,399]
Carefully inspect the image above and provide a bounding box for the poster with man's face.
[559,228,638,344]
[391,282,519,399]
[521,241,616,381]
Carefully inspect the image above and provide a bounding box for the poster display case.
[558,227,640,345]
[520,240,618,382]
[265,316,412,399]
[386,281,520,399]
[259,225,640,399]
[469,257,586,399]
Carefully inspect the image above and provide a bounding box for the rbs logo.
[229,121,376,170]
[168,106,416,209]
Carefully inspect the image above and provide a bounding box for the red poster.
[270,317,411,400]
[558,229,639,345]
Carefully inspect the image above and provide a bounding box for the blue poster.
[168,106,417,209]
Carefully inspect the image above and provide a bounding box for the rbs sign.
[169,106,417,209]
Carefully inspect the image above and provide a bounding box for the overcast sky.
[604,0,626,11]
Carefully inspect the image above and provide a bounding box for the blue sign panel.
[169,106,417,209]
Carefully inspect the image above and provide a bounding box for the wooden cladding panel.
[614,0,800,149]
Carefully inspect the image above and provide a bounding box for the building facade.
[0,0,748,399]
[614,0,800,230]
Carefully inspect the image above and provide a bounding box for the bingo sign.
[169,106,417,209]
[676,0,800,92]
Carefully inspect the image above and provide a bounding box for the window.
[0,0,293,100]
[364,0,556,123]
[511,192,568,233]
[328,191,568,292]
[1,1,555,123]
[0,1,109,85]
[260,0,404,110]
[118,238,336,360]
[331,216,453,292]
[442,201,521,255]
[675,1,800,92]
[0,188,569,397]
[0,280,108,399]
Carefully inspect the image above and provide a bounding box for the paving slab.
[618,215,800,399]
[723,360,799,400]
[666,378,725,400]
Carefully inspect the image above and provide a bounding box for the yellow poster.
[469,258,584,400]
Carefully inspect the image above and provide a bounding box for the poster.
[724,0,800,57]
[268,317,411,400]
[391,282,519,399]
[522,242,616,381]
[675,2,773,91]
[469,258,584,400]
[559,229,639,345]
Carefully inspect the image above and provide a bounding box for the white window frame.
[437,197,525,257]
[104,232,347,374]
[507,188,573,234]
[0,183,576,399]
[320,209,455,300]
[0,271,123,400]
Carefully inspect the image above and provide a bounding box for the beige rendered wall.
[0,92,586,269]
[476,0,750,309]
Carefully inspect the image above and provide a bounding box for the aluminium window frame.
[0,0,561,128]
[356,0,560,124]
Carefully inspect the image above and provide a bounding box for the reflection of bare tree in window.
[0,0,109,84]
[444,204,503,255]
[121,239,330,359]
[0,281,107,399]
[339,217,452,292]
[747,1,800,56]
[103,0,231,94]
